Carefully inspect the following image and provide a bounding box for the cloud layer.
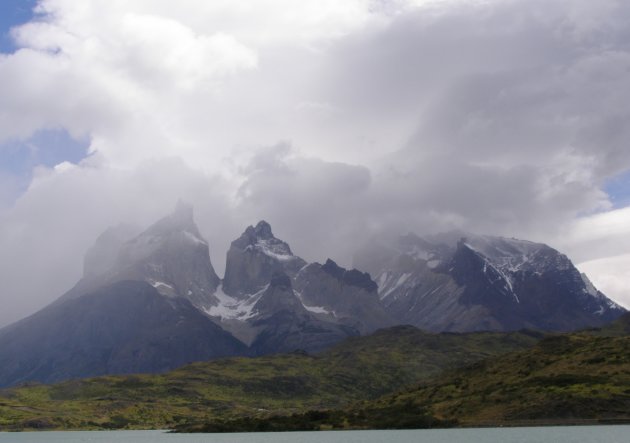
[1,0,630,326]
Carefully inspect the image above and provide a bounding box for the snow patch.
[151,281,174,290]
[409,248,431,261]
[427,259,441,269]
[246,239,296,262]
[204,284,265,321]
[295,291,334,316]
[580,273,599,297]
[377,271,390,291]
[463,236,547,276]
[183,231,207,246]
[466,242,524,303]
[303,305,331,314]
[380,272,412,300]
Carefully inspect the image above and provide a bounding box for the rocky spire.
[61,201,221,310]
[223,221,306,298]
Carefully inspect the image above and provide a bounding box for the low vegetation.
[0,326,539,430]
[3,316,628,432]
[180,315,630,431]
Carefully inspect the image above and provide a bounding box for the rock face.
[293,259,395,334]
[62,201,222,311]
[248,272,358,355]
[0,281,247,387]
[222,221,306,298]
[207,225,358,350]
[205,225,368,355]
[354,232,626,332]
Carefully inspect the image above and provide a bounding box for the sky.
[1,0,630,326]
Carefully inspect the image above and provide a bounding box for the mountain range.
[0,201,625,387]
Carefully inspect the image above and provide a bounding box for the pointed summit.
[294,259,391,334]
[60,202,221,310]
[238,220,281,248]
[253,220,273,239]
[321,258,378,293]
[223,222,306,298]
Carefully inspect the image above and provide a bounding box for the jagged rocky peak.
[223,221,307,298]
[321,259,378,293]
[294,259,392,334]
[62,201,221,310]
[119,201,207,263]
[250,220,274,239]
[234,220,294,258]
[115,200,221,306]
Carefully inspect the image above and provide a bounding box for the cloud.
[578,255,630,309]
[0,157,237,326]
[327,0,630,165]
[0,0,380,167]
[557,206,630,263]
[235,146,373,264]
[2,0,630,325]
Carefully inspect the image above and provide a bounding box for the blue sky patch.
[0,129,90,203]
[0,0,37,53]
[604,169,630,209]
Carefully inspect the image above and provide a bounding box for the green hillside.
[199,315,630,431]
[371,334,630,427]
[0,326,539,430]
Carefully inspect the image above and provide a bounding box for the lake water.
[0,426,628,443]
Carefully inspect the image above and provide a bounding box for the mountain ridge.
[0,203,624,387]
[355,231,624,332]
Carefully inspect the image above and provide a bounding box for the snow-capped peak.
[236,221,298,262]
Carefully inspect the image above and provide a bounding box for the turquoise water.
[0,426,629,443]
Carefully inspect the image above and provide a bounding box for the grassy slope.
[377,333,630,427]
[0,326,539,430]
[213,315,630,431]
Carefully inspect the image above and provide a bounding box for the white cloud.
[578,255,630,309]
[1,0,382,168]
[556,206,630,263]
[1,0,630,325]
